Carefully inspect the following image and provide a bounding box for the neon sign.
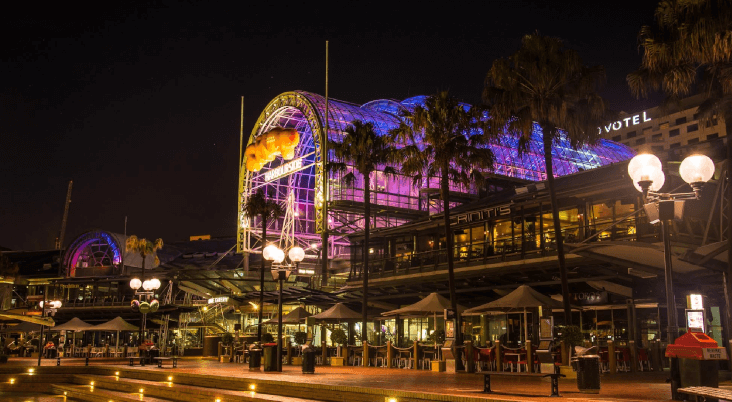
[264,157,303,182]
[599,112,651,134]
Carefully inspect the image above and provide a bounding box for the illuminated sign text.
[599,112,651,134]
[264,158,303,182]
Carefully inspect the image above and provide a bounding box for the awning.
[381,292,466,317]
[52,317,94,332]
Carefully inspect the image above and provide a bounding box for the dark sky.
[2,1,661,251]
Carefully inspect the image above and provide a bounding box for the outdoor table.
[503,351,525,372]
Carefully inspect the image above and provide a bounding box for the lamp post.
[129,277,161,345]
[264,245,285,370]
[628,153,714,344]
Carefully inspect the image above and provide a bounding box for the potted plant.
[221,332,234,362]
[292,331,307,365]
[329,328,348,366]
[556,325,584,378]
[261,332,274,345]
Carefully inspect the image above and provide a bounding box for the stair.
[66,374,321,402]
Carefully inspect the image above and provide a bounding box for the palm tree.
[390,91,494,345]
[328,120,397,344]
[125,236,164,280]
[483,32,607,325]
[242,189,284,342]
[627,0,732,338]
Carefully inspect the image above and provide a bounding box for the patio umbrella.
[52,317,95,348]
[52,317,94,332]
[463,285,578,344]
[381,292,467,317]
[90,317,139,350]
[309,303,361,322]
[0,321,42,333]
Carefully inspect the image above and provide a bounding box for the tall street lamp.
[628,153,714,344]
[264,244,285,370]
[130,277,161,345]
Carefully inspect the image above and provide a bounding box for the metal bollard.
[57,356,61,366]
[85,357,89,366]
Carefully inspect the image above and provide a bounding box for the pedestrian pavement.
[4,356,726,401]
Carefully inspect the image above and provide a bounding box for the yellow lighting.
[139,388,144,393]
[115,376,119,381]
[115,371,119,376]
[202,306,208,312]
[28,368,34,374]
[249,302,258,310]
[168,376,173,381]
[10,378,15,384]
[216,399,221,402]
[168,382,173,387]
[63,391,67,395]
[388,399,398,402]
[249,384,256,390]
[90,381,95,386]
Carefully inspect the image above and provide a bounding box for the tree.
[483,32,608,325]
[242,189,284,342]
[390,91,494,345]
[328,120,397,344]
[627,0,732,338]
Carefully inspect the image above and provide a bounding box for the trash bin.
[263,345,277,372]
[576,355,601,394]
[248,343,262,371]
[301,344,315,374]
[666,330,728,400]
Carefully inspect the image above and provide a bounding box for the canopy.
[0,313,54,327]
[463,285,574,315]
[565,241,707,275]
[264,307,312,324]
[381,292,466,317]
[310,303,361,321]
[52,317,94,332]
[0,321,42,333]
[90,316,139,331]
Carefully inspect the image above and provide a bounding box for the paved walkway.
[3,356,719,401]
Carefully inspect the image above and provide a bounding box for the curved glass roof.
[297,91,635,181]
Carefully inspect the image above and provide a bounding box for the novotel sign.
[598,111,651,134]
[264,157,303,182]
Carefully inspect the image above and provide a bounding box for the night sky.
[2,1,662,251]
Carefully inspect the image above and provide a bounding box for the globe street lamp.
[130,277,161,347]
[628,153,714,344]
[264,245,285,371]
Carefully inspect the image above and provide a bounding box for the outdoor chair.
[637,348,651,371]
[619,348,631,372]
[599,347,609,373]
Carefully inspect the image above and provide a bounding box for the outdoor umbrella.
[263,307,312,330]
[52,317,94,332]
[90,317,139,350]
[0,321,42,333]
[463,285,579,344]
[381,292,467,342]
[52,317,95,348]
[309,303,361,322]
[381,292,467,317]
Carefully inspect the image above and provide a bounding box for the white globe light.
[150,278,161,290]
[633,167,665,192]
[263,244,279,261]
[289,246,305,263]
[130,278,142,290]
[628,153,663,183]
[54,301,62,309]
[679,154,715,184]
[272,248,285,264]
[39,301,44,308]
[142,280,152,291]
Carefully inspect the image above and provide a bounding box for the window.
[652,134,663,142]
[675,117,687,126]
[612,135,621,142]
[707,133,719,140]
[693,112,700,120]
[669,128,680,137]
[651,145,664,152]
[636,138,646,145]
[688,138,699,145]
[627,131,637,139]
[687,124,698,133]
[670,143,681,148]
[642,126,653,134]
[706,118,719,127]
[659,121,669,129]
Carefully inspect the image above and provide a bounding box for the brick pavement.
[1,356,715,401]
